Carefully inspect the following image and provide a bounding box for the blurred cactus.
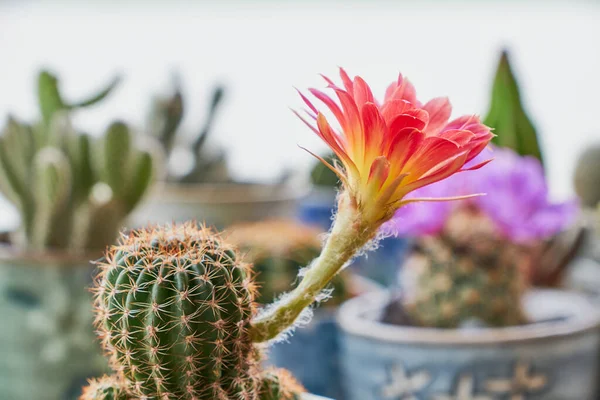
[484,50,544,167]
[400,208,529,328]
[146,76,230,184]
[226,219,350,306]
[0,71,156,252]
[38,70,121,125]
[85,223,305,399]
[574,144,600,208]
[310,152,340,187]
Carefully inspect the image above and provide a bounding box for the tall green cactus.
[484,50,544,168]
[85,223,306,400]
[0,70,155,252]
[146,77,230,184]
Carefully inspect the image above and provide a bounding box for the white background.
[0,1,599,223]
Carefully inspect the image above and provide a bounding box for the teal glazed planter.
[0,247,106,400]
[338,289,600,400]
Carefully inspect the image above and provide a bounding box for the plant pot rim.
[338,288,600,346]
[0,242,96,267]
[151,182,309,205]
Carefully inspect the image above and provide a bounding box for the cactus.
[0,71,155,252]
[574,144,600,208]
[146,77,230,184]
[484,50,544,168]
[38,70,121,125]
[86,222,306,400]
[258,369,305,400]
[80,375,129,400]
[226,219,350,306]
[400,208,529,328]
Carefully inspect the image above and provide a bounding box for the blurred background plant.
[145,74,231,184]
[0,69,157,400]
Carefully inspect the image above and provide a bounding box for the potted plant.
[226,219,380,399]
[79,67,493,399]
[0,70,157,400]
[338,147,600,399]
[130,77,307,229]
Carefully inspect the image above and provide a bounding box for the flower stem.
[250,193,376,342]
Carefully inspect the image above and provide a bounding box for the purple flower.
[383,146,578,243]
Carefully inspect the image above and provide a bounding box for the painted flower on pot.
[250,69,493,342]
[383,146,577,328]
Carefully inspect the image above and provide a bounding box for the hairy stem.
[250,192,377,342]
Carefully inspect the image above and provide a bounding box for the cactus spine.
[146,77,230,183]
[258,369,305,400]
[400,208,529,328]
[0,70,155,251]
[227,219,349,306]
[87,222,305,400]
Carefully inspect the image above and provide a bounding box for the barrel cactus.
[400,208,529,328]
[226,219,350,306]
[0,70,156,252]
[85,222,305,400]
[574,144,600,208]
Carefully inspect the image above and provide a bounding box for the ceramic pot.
[0,247,106,400]
[268,275,381,399]
[131,182,308,229]
[338,289,600,400]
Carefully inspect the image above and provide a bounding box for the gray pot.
[130,182,308,229]
[338,289,600,400]
[0,247,106,400]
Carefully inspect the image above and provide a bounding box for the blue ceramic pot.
[298,187,410,286]
[338,289,600,400]
[269,310,342,399]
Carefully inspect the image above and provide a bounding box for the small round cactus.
[574,144,600,208]
[93,223,262,399]
[226,219,349,306]
[258,368,305,400]
[79,375,129,400]
[401,209,529,328]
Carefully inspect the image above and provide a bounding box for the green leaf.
[68,74,122,109]
[37,70,66,125]
[484,50,544,168]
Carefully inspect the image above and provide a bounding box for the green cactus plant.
[402,237,527,328]
[400,208,529,328]
[86,222,306,400]
[258,368,305,400]
[146,77,230,184]
[38,70,121,126]
[0,71,156,252]
[226,219,350,306]
[574,144,600,208]
[484,49,544,168]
